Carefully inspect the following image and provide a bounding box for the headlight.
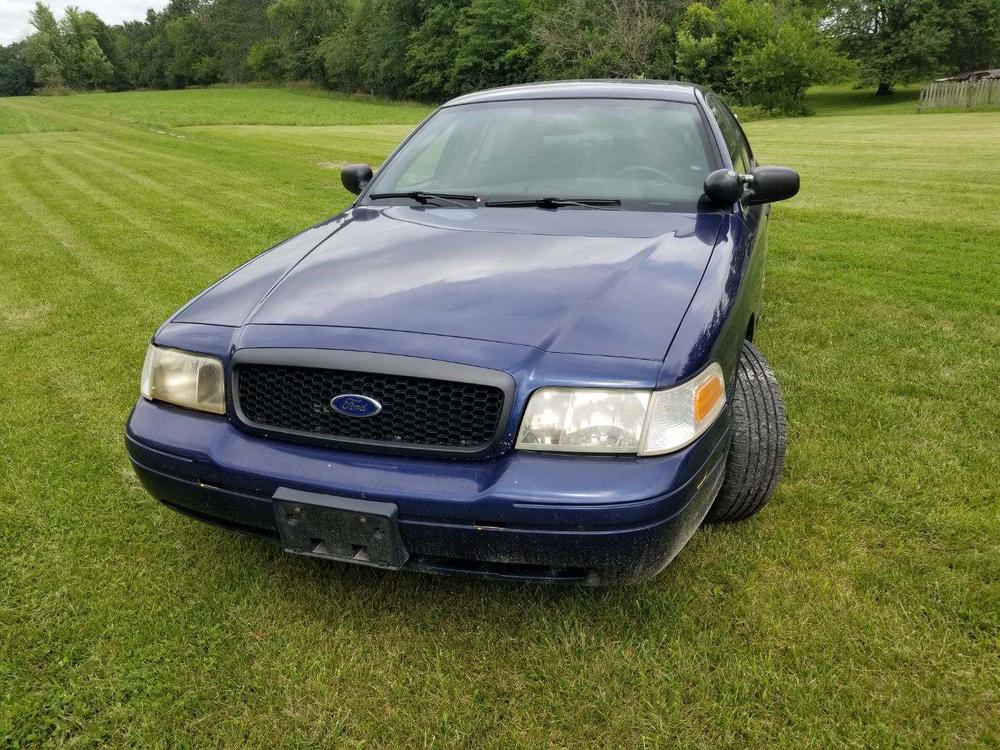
[516,363,725,456]
[140,345,226,415]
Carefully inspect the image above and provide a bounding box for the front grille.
[235,364,506,452]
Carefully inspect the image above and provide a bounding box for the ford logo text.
[330,394,382,418]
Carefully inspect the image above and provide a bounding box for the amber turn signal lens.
[694,374,724,422]
[639,362,726,456]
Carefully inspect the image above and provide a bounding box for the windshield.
[365,99,719,212]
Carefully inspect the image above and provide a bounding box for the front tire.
[706,341,787,523]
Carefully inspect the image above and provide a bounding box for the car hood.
[175,206,724,362]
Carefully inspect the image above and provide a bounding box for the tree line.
[1,0,998,115]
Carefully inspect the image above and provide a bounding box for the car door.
[706,94,769,329]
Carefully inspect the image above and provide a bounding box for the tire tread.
[706,341,786,523]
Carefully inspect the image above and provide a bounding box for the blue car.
[126,81,799,584]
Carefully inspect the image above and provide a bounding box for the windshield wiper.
[368,191,480,208]
[484,197,622,210]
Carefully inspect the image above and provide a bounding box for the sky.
[0,0,166,45]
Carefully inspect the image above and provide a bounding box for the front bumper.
[125,398,730,583]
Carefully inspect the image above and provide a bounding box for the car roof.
[443,80,705,107]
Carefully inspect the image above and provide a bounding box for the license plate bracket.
[272,487,408,570]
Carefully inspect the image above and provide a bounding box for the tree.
[265,0,346,82]
[675,3,725,83]
[16,0,991,112]
[403,0,542,100]
[732,18,847,112]
[359,0,423,97]
[940,0,1000,73]
[0,42,37,96]
[247,38,285,79]
[164,14,216,86]
[829,1,956,94]
[676,0,848,114]
[113,17,160,88]
[24,3,65,89]
[76,37,115,88]
[21,3,121,91]
[451,0,541,94]
[534,0,673,80]
[202,0,271,81]
[321,0,374,91]
[60,8,116,89]
[404,0,466,100]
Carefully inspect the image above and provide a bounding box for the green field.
[1,86,997,747]
[805,83,923,116]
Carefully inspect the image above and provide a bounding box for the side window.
[727,105,755,167]
[708,95,750,173]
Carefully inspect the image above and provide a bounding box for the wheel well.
[745,314,756,342]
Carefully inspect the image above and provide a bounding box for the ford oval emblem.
[331,394,382,418]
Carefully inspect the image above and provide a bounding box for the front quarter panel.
[660,212,763,390]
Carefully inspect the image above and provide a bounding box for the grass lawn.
[806,83,923,117]
[1,86,997,747]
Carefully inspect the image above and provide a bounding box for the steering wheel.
[614,165,677,183]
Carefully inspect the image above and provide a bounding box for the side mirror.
[703,169,744,205]
[745,166,799,205]
[341,163,373,195]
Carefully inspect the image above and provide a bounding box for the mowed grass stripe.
[749,116,1000,231]
[2,144,181,305]
[67,133,328,234]
[0,88,997,747]
[67,127,360,251]
[0,140,202,435]
[67,132,336,215]
[23,142,232,273]
[0,173,273,743]
[65,140,239,228]
[180,123,415,165]
[771,210,999,314]
[0,86,432,129]
[2,99,354,226]
[31,142,291,281]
